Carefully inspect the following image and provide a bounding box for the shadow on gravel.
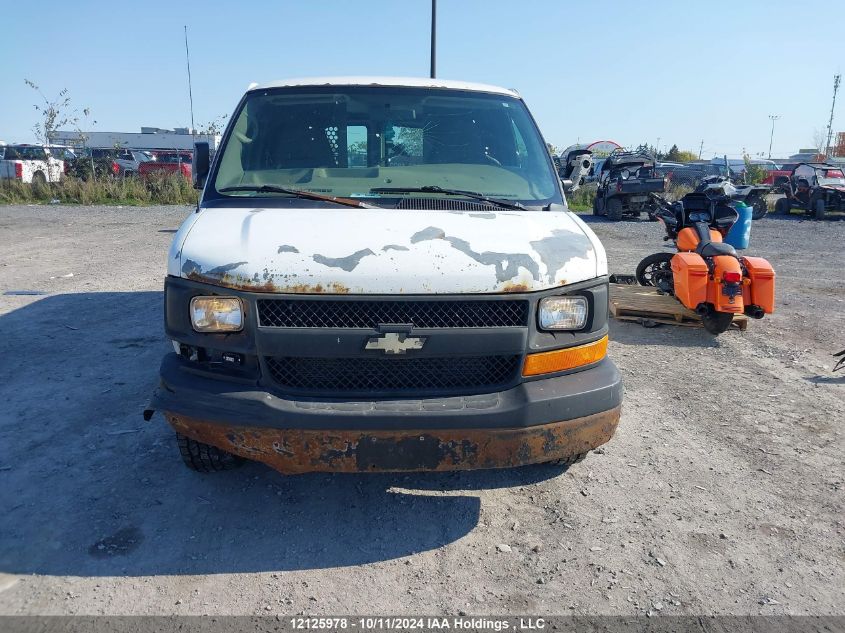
[804,374,845,385]
[0,292,567,578]
[609,319,722,348]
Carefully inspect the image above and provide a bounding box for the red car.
[139,152,192,180]
[761,163,796,187]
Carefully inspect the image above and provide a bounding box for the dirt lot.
[0,204,842,617]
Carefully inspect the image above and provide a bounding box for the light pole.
[184,26,195,134]
[430,0,436,78]
[767,115,780,159]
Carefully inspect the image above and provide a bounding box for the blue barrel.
[725,202,752,250]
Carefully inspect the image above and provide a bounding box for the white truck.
[144,77,622,475]
[0,145,64,183]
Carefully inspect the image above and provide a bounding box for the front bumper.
[149,353,622,473]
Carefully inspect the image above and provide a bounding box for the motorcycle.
[696,175,771,220]
[635,192,775,334]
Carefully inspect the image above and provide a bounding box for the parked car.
[775,162,845,219]
[762,163,796,187]
[46,146,81,177]
[0,144,64,183]
[593,149,666,220]
[144,76,623,476]
[139,151,192,180]
[660,162,726,186]
[90,148,152,176]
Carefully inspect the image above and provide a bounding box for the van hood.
[170,207,607,294]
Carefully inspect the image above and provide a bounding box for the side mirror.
[193,142,210,190]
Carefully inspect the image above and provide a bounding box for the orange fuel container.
[742,256,776,313]
[671,252,708,310]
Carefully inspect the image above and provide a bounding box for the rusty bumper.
[166,406,621,474]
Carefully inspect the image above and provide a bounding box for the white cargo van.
[146,77,622,475]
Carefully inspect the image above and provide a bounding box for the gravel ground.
[0,204,842,617]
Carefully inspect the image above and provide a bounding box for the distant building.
[50,127,219,151]
[788,149,822,162]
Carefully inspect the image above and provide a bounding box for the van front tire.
[547,452,587,468]
[176,432,244,472]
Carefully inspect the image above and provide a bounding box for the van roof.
[249,76,520,98]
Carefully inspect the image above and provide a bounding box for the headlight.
[190,296,243,332]
[538,296,588,330]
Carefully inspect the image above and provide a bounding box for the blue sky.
[1,0,842,159]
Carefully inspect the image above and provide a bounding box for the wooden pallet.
[609,283,748,331]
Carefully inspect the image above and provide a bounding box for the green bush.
[0,174,198,206]
[566,185,596,212]
[743,156,767,185]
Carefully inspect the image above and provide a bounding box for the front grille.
[257,299,528,329]
[264,355,521,394]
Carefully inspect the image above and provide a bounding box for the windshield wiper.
[218,185,380,209]
[369,186,526,210]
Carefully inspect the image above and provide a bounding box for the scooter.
[635,192,775,334]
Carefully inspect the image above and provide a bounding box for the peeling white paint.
[171,207,605,294]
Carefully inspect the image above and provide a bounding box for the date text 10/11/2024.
[290,617,547,631]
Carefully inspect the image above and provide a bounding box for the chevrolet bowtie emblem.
[365,332,427,354]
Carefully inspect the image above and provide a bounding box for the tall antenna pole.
[184,25,195,133]
[768,115,780,159]
[430,0,436,78]
[825,74,840,157]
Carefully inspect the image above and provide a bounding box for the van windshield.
[210,86,561,207]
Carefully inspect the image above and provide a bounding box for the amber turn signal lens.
[522,335,608,377]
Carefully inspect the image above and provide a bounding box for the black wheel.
[31,171,47,185]
[176,432,244,472]
[751,197,768,220]
[547,452,587,467]
[773,197,790,215]
[593,196,605,216]
[701,310,734,335]
[635,252,674,293]
[814,197,826,220]
[606,197,624,221]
